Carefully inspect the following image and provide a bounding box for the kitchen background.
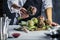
[0,0,3,17]
[1,0,60,24]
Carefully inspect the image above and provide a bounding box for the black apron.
[19,0,42,21]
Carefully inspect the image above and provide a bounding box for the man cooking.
[7,0,58,26]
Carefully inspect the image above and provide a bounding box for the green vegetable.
[18,17,22,20]
[28,26,37,31]
[30,26,36,28]
[31,17,38,24]
[42,26,46,30]
[21,21,27,26]
[27,20,34,27]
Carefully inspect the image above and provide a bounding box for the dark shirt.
[21,0,42,21]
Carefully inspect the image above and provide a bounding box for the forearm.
[11,4,20,9]
[45,7,52,23]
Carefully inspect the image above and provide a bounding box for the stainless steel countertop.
[7,25,52,40]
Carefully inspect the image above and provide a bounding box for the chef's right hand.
[20,8,29,19]
[51,22,59,26]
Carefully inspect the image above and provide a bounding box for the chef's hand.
[30,6,37,15]
[11,4,29,19]
[20,8,29,19]
[45,19,59,26]
[49,22,59,26]
[51,22,59,26]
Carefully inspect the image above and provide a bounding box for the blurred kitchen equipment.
[0,17,3,40]
[3,17,11,40]
[45,25,60,40]
[0,14,11,40]
[0,17,6,40]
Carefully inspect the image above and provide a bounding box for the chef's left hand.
[30,6,37,15]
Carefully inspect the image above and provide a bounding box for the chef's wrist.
[47,19,52,26]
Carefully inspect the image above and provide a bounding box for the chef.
[7,0,28,24]
[7,0,58,26]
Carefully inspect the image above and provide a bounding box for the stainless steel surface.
[0,17,5,40]
[0,17,11,40]
[7,25,60,40]
[0,18,2,40]
[3,17,11,40]
[7,25,52,40]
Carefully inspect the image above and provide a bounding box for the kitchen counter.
[7,25,52,40]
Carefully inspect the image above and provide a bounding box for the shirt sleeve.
[42,0,53,9]
[19,0,27,6]
[7,0,26,13]
[11,0,27,7]
[7,0,20,13]
[11,0,20,7]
